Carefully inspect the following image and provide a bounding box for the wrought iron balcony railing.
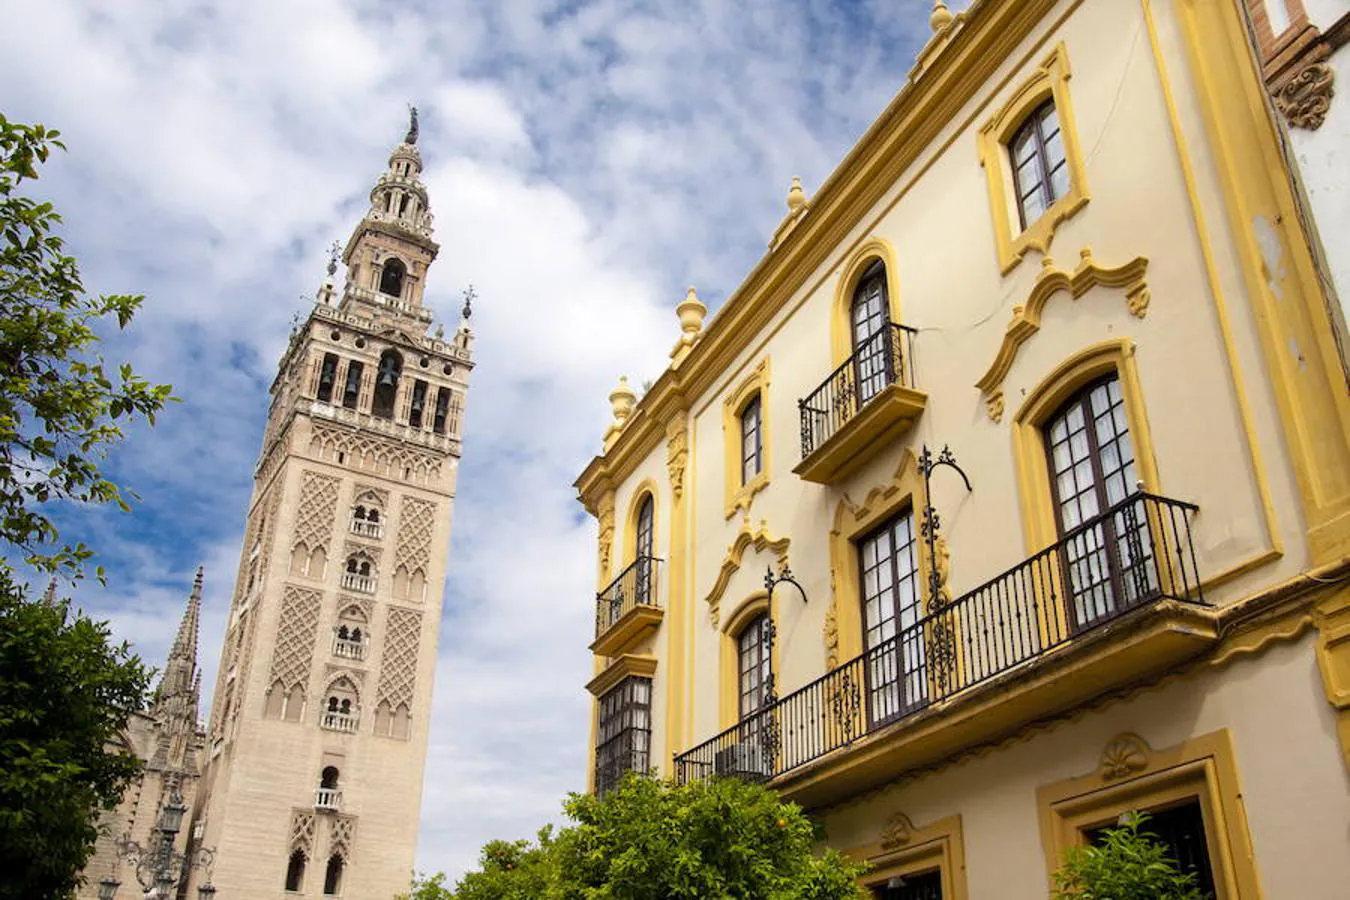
[596,556,663,639]
[675,492,1202,785]
[798,323,918,458]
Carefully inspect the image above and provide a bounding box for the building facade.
[78,571,206,900]
[574,1,1350,898]
[185,119,474,899]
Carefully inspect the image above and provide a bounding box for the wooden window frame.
[594,675,653,795]
[737,612,770,721]
[722,358,771,519]
[1008,100,1069,231]
[856,508,927,726]
[740,394,763,486]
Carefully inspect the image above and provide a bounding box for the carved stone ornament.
[823,602,840,671]
[1100,732,1151,781]
[879,811,917,850]
[597,495,616,579]
[1276,62,1334,130]
[667,425,688,499]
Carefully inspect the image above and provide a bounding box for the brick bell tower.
[186,109,473,899]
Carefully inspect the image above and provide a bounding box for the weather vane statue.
[462,284,476,321]
[405,104,419,145]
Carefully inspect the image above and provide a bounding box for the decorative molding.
[330,814,357,862]
[666,416,688,500]
[1274,60,1334,129]
[879,811,917,850]
[293,471,340,555]
[704,519,790,628]
[375,607,422,711]
[722,358,772,520]
[394,496,435,577]
[290,809,316,854]
[1099,732,1151,780]
[823,602,840,671]
[597,493,616,582]
[268,585,322,694]
[976,249,1150,417]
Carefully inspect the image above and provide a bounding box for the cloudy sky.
[0,0,933,882]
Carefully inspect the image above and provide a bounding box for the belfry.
[185,110,473,898]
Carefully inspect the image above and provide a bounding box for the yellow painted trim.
[1036,729,1263,900]
[975,250,1150,421]
[1136,0,1283,570]
[622,479,661,566]
[827,448,928,668]
[1171,0,1350,562]
[829,237,905,365]
[663,412,691,773]
[977,41,1090,275]
[722,358,772,520]
[844,814,968,900]
[717,591,778,731]
[703,520,790,630]
[1312,583,1350,772]
[1011,339,1161,555]
[585,653,658,698]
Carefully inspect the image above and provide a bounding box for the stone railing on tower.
[311,304,473,362]
[298,398,460,455]
[320,711,358,733]
[314,788,343,812]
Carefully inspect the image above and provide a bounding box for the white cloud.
[0,0,930,884]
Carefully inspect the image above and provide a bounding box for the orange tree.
[406,775,867,899]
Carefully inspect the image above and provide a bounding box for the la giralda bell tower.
[187,111,473,899]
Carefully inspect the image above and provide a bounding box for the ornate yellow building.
[574,1,1350,897]
[184,115,474,899]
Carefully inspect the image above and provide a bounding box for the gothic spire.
[156,567,202,705]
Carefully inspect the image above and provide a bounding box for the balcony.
[350,519,383,539]
[794,324,926,484]
[320,712,358,733]
[341,573,376,594]
[590,556,664,657]
[314,788,343,812]
[332,636,366,661]
[675,493,1216,808]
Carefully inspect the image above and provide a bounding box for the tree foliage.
[0,570,152,900]
[406,775,867,900]
[0,113,174,578]
[1052,811,1210,900]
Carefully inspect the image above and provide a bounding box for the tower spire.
[156,566,202,705]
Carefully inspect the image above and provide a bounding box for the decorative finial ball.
[786,176,807,212]
[930,0,953,32]
[609,376,637,422]
[676,286,707,336]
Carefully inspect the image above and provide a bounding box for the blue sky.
[0,0,932,881]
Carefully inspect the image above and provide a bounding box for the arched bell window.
[850,261,891,404]
[320,766,339,790]
[317,353,339,403]
[372,350,402,420]
[379,258,406,298]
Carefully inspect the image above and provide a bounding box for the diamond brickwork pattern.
[394,497,436,576]
[268,585,322,693]
[375,608,422,710]
[290,809,316,854]
[294,471,340,553]
[310,424,442,482]
[330,814,357,861]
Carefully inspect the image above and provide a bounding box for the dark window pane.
[594,675,653,795]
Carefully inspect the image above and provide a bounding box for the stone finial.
[671,286,708,362]
[930,0,953,32]
[603,376,638,451]
[786,176,807,213]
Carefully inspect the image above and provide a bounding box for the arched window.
[379,258,406,297]
[323,854,345,895]
[635,494,655,607]
[857,509,925,724]
[317,353,339,403]
[1009,99,1068,229]
[1043,373,1151,629]
[737,613,770,722]
[353,506,366,521]
[346,558,359,574]
[327,697,339,713]
[372,350,402,420]
[367,508,380,524]
[320,766,339,790]
[337,625,350,640]
[358,561,371,577]
[285,850,307,892]
[350,626,362,642]
[739,395,763,485]
[342,361,363,410]
[409,379,429,429]
[850,261,891,404]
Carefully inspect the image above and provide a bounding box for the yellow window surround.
[826,448,932,669]
[717,591,779,732]
[845,813,968,900]
[621,479,661,564]
[978,41,1089,275]
[1010,338,1162,555]
[829,237,906,365]
[584,653,657,699]
[722,358,771,520]
[1036,729,1263,899]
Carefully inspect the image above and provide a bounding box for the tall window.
[858,510,926,725]
[432,387,451,435]
[1044,374,1154,630]
[317,353,339,403]
[1009,100,1068,229]
[634,493,655,602]
[409,379,428,428]
[594,676,652,795]
[379,258,406,297]
[737,613,771,721]
[740,395,763,485]
[285,851,306,892]
[851,261,891,404]
[323,854,345,895]
[871,871,943,900]
[372,350,402,420]
[342,361,363,410]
